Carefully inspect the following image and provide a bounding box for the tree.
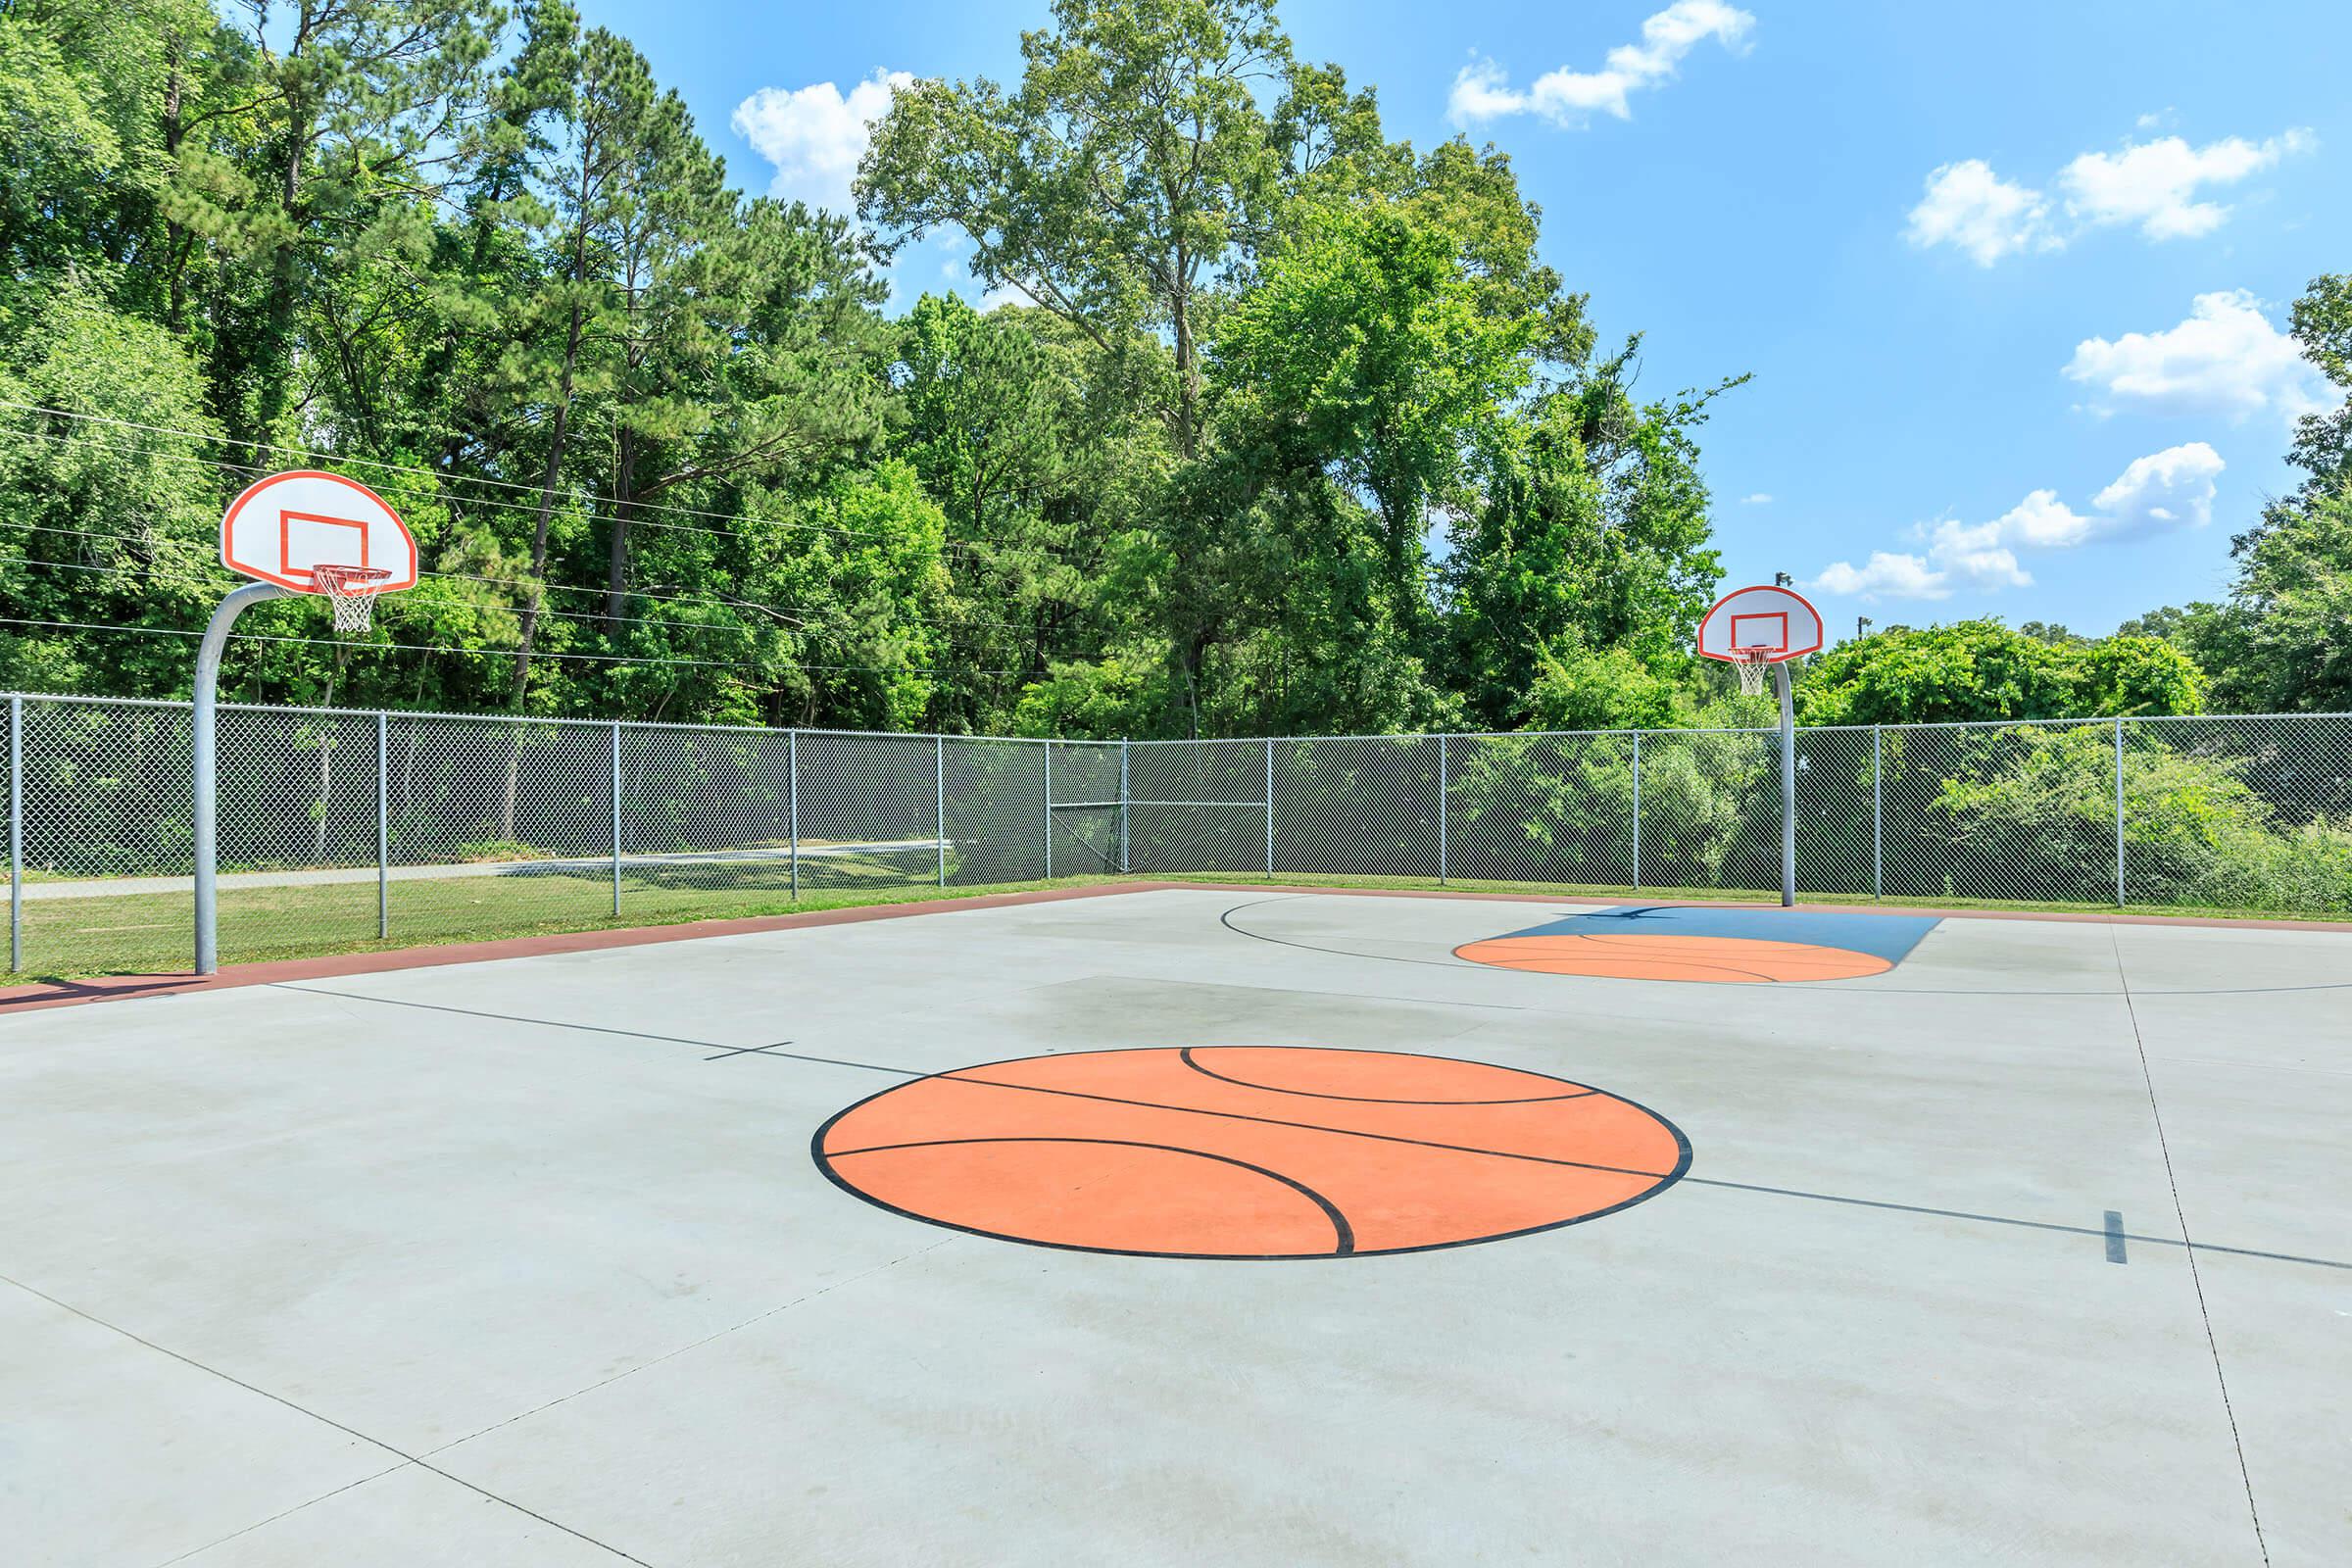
[1794,619,2204,726]
[2288,272,2352,492]
[2191,479,2352,713]
[1210,202,1535,603]
[185,0,499,450]
[1444,368,1729,729]
[858,0,1290,459]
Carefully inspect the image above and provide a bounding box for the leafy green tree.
[1445,369,1728,728]
[2191,479,2352,713]
[2288,272,2351,491]
[1210,202,1534,598]
[1795,619,2203,725]
[859,0,1297,459]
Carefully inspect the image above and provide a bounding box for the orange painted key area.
[1454,932,1894,983]
[814,1047,1689,1259]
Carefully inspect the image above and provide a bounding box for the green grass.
[2,849,1127,983]
[8,858,2336,986]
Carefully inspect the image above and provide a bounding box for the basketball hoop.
[312,564,392,635]
[1731,647,1773,698]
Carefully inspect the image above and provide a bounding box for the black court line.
[2,1271,652,1567]
[2112,927,2269,1563]
[1219,895,2352,997]
[929,1057,1687,1184]
[273,983,2352,1275]
[1177,1046,1600,1104]
[706,1041,798,1061]
[271,986,909,1077]
[823,1135,1357,1257]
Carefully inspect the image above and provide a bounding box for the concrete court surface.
[1,887,2344,1566]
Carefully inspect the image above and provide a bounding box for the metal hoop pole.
[1777,661,1796,908]
[194,581,292,973]
[376,711,389,939]
[9,695,21,971]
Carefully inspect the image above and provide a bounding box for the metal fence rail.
[8,692,2351,975]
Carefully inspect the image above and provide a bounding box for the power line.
[0,615,1035,678]
[0,522,1091,649]
[0,399,996,553]
[0,422,1091,633]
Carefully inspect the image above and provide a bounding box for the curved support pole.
[194,582,293,973]
[1777,660,1797,908]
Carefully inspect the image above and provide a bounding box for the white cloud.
[1808,444,2225,601]
[1449,1,1753,127]
[1740,493,1772,505]
[1905,160,2055,267]
[1905,127,2313,264]
[1810,552,1971,601]
[2058,130,2313,240]
[2090,442,2225,535]
[731,71,912,214]
[2065,290,2323,421]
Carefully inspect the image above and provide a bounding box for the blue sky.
[580,0,2350,639]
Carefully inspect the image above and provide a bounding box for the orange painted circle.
[1454,932,1893,984]
[813,1047,1689,1259]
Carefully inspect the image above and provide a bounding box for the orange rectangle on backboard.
[278,512,370,576]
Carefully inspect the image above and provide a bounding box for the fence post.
[1119,738,1131,874]
[9,695,21,972]
[936,735,947,887]
[1871,725,1883,902]
[375,711,389,940]
[610,722,622,917]
[2114,716,2127,906]
[1264,737,1275,879]
[788,730,799,901]
[1631,732,1642,892]
[1437,734,1447,884]
[1043,741,1054,882]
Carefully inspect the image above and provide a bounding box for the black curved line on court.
[808,1048,1694,1262]
[931,1060,1680,1181]
[820,1134,1356,1257]
[274,986,2349,1271]
[1175,1046,1599,1104]
[1453,935,1796,986]
[1218,896,2352,997]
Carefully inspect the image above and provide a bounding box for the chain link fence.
[8,694,2352,976]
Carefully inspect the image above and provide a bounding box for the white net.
[1734,649,1773,697]
[312,564,391,635]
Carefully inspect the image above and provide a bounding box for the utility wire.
[0,502,1091,646]
[0,399,997,552]
[0,615,1033,679]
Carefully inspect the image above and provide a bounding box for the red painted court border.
[4,879,2349,1015]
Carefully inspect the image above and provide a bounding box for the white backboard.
[1696,584,1824,662]
[221,470,416,594]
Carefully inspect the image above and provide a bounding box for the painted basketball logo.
[1455,906,1940,983]
[814,1047,1689,1259]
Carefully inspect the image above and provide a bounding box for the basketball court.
[5,885,2345,1565]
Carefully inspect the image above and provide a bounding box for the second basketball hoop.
[1696,583,1822,907]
